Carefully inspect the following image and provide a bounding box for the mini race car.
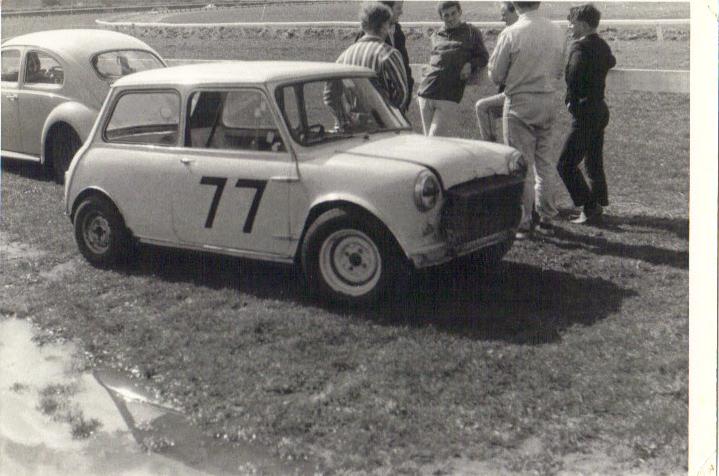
[65,61,525,304]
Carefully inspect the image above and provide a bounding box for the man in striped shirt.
[334,3,409,111]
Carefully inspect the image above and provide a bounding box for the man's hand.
[459,62,472,81]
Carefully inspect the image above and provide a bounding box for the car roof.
[112,61,375,87]
[2,29,158,60]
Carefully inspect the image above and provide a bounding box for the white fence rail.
[166,59,689,95]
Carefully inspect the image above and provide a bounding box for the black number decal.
[200,176,227,228]
[235,179,267,233]
[200,176,268,233]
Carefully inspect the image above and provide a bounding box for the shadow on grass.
[118,244,636,345]
[586,214,688,241]
[1,157,53,182]
[548,224,688,270]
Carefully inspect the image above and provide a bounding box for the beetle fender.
[42,102,98,165]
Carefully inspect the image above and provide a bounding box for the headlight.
[508,151,527,177]
[414,170,441,211]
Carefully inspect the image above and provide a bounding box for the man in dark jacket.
[557,4,616,224]
[417,1,489,137]
[355,1,414,112]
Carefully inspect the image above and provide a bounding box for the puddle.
[0,318,320,475]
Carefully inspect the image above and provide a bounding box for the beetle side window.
[186,90,286,153]
[24,51,63,86]
[104,91,180,146]
[1,49,21,83]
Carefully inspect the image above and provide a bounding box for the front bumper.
[407,228,515,269]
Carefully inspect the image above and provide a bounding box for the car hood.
[341,134,523,188]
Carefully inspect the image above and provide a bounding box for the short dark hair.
[380,1,396,7]
[512,2,540,10]
[568,4,601,28]
[359,2,393,33]
[502,2,516,12]
[437,1,461,15]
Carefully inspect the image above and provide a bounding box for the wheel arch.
[70,187,127,229]
[294,199,407,264]
[42,102,96,166]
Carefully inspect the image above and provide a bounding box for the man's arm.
[469,26,489,72]
[565,42,586,114]
[382,49,409,110]
[488,31,511,87]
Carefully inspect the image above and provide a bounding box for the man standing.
[335,2,409,111]
[557,4,616,224]
[474,2,518,142]
[355,1,414,112]
[488,1,566,239]
[416,1,489,137]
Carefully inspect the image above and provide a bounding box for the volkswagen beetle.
[64,61,526,304]
[1,29,166,183]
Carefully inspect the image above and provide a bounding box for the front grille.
[440,175,524,248]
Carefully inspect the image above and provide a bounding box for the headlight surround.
[508,151,528,177]
[414,170,441,211]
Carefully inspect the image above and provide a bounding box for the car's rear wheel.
[301,208,408,305]
[74,195,130,267]
[49,125,81,184]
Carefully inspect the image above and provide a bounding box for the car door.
[172,88,294,258]
[19,49,67,156]
[1,48,23,153]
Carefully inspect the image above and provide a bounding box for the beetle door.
[19,50,66,156]
[172,89,294,258]
[1,48,22,153]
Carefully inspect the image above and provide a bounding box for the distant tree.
[41,0,62,6]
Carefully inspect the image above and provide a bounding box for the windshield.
[275,77,410,146]
[92,50,164,82]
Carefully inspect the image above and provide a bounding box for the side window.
[104,91,180,146]
[1,49,21,83]
[24,51,63,86]
[277,86,301,132]
[186,89,286,153]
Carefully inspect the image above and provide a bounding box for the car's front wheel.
[301,208,407,305]
[74,195,131,267]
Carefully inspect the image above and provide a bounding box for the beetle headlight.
[414,170,441,211]
[508,151,527,177]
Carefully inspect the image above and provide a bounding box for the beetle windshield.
[275,77,411,146]
[92,50,164,82]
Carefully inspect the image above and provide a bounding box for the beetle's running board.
[137,237,295,264]
[1,150,42,162]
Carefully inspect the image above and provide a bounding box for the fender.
[293,192,410,258]
[41,101,99,165]
[67,185,125,224]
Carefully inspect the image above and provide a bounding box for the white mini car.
[1,29,165,182]
[65,61,525,304]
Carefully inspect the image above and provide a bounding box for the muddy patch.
[1,233,46,261]
[39,259,80,282]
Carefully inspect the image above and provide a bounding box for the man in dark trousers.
[557,4,616,224]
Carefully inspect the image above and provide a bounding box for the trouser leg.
[585,126,608,207]
[504,111,537,229]
[417,97,434,136]
[557,120,592,207]
[475,93,504,141]
[533,123,560,220]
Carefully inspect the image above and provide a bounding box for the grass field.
[0,4,689,475]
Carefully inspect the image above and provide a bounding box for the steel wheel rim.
[319,229,382,297]
[82,212,111,255]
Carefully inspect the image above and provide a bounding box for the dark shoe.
[571,205,603,224]
[534,220,555,236]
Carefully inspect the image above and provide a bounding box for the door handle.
[4,94,18,101]
[180,157,195,165]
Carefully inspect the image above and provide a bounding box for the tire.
[301,208,408,305]
[73,195,131,267]
[49,126,81,184]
